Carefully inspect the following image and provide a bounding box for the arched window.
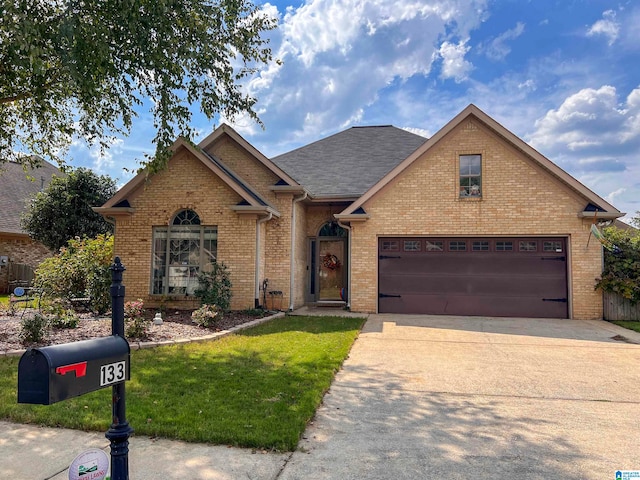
[151,210,217,295]
[318,221,348,237]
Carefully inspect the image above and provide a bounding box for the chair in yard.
[8,283,43,319]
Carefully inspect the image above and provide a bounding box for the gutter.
[255,212,273,308]
[337,220,351,310]
[289,191,308,311]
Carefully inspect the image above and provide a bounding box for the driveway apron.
[279,315,640,480]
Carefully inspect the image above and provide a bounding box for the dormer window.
[459,154,482,198]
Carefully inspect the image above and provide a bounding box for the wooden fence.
[9,262,35,287]
[603,292,640,321]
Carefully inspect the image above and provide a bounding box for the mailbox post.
[105,256,134,480]
[17,256,134,480]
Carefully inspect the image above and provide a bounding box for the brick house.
[0,159,59,293]
[97,105,623,319]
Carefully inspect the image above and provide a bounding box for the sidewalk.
[0,421,290,480]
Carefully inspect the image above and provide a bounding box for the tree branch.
[0,70,62,105]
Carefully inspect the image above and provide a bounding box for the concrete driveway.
[279,315,640,480]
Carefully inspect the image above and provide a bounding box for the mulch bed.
[0,308,274,353]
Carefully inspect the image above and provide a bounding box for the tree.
[0,0,277,172]
[632,211,640,229]
[595,226,640,304]
[21,168,117,251]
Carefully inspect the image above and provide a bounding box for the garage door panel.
[380,254,566,275]
[379,273,566,297]
[379,293,567,318]
[378,237,568,318]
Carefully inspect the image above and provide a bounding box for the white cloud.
[238,0,488,150]
[89,138,124,173]
[606,187,626,204]
[438,40,473,82]
[587,10,619,46]
[527,85,640,214]
[484,22,525,61]
[518,79,536,91]
[401,126,431,138]
[529,85,640,154]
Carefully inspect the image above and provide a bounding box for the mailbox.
[18,335,130,405]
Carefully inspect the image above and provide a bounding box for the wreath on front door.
[322,253,341,270]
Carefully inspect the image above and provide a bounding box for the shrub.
[125,298,149,339]
[43,299,80,329]
[124,298,144,319]
[50,313,80,329]
[596,227,640,304]
[34,234,114,314]
[194,262,232,312]
[191,304,220,328]
[20,313,50,344]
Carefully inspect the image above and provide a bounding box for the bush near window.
[194,262,232,312]
[125,298,149,339]
[34,234,114,314]
[596,226,640,304]
[191,304,220,328]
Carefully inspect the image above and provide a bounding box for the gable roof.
[98,138,280,217]
[0,159,62,235]
[199,124,301,188]
[271,126,428,198]
[340,104,623,217]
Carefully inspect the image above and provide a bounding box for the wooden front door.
[317,238,346,301]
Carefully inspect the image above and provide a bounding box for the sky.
[68,0,640,223]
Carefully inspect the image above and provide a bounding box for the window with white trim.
[151,210,217,295]
[459,154,482,197]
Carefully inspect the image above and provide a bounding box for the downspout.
[337,220,351,310]
[255,212,273,308]
[289,192,308,311]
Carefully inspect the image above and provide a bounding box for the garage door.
[378,237,568,318]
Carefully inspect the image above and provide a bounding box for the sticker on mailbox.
[100,361,126,386]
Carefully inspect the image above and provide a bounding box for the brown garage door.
[378,237,568,318]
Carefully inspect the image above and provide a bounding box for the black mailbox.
[18,335,130,405]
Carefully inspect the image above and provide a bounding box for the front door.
[318,239,345,301]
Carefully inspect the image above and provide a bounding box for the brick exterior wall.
[0,234,52,293]
[348,118,604,320]
[291,199,310,307]
[114,149,253,310]
[208,138,295,309]
[113,138,297,311]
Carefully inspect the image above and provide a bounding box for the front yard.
[0,315,365,451]
[610,320,640,333]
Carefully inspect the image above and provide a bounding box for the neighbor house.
[96,105,623,320]
[0,159,60,293]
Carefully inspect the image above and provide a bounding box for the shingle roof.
[271,126,428,197]
[0,159,62,234]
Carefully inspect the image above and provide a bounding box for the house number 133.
[100,361,126,386]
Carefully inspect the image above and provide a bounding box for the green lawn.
[0,294,8,307]
[611,320,640,333]
[0,315,364,451]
